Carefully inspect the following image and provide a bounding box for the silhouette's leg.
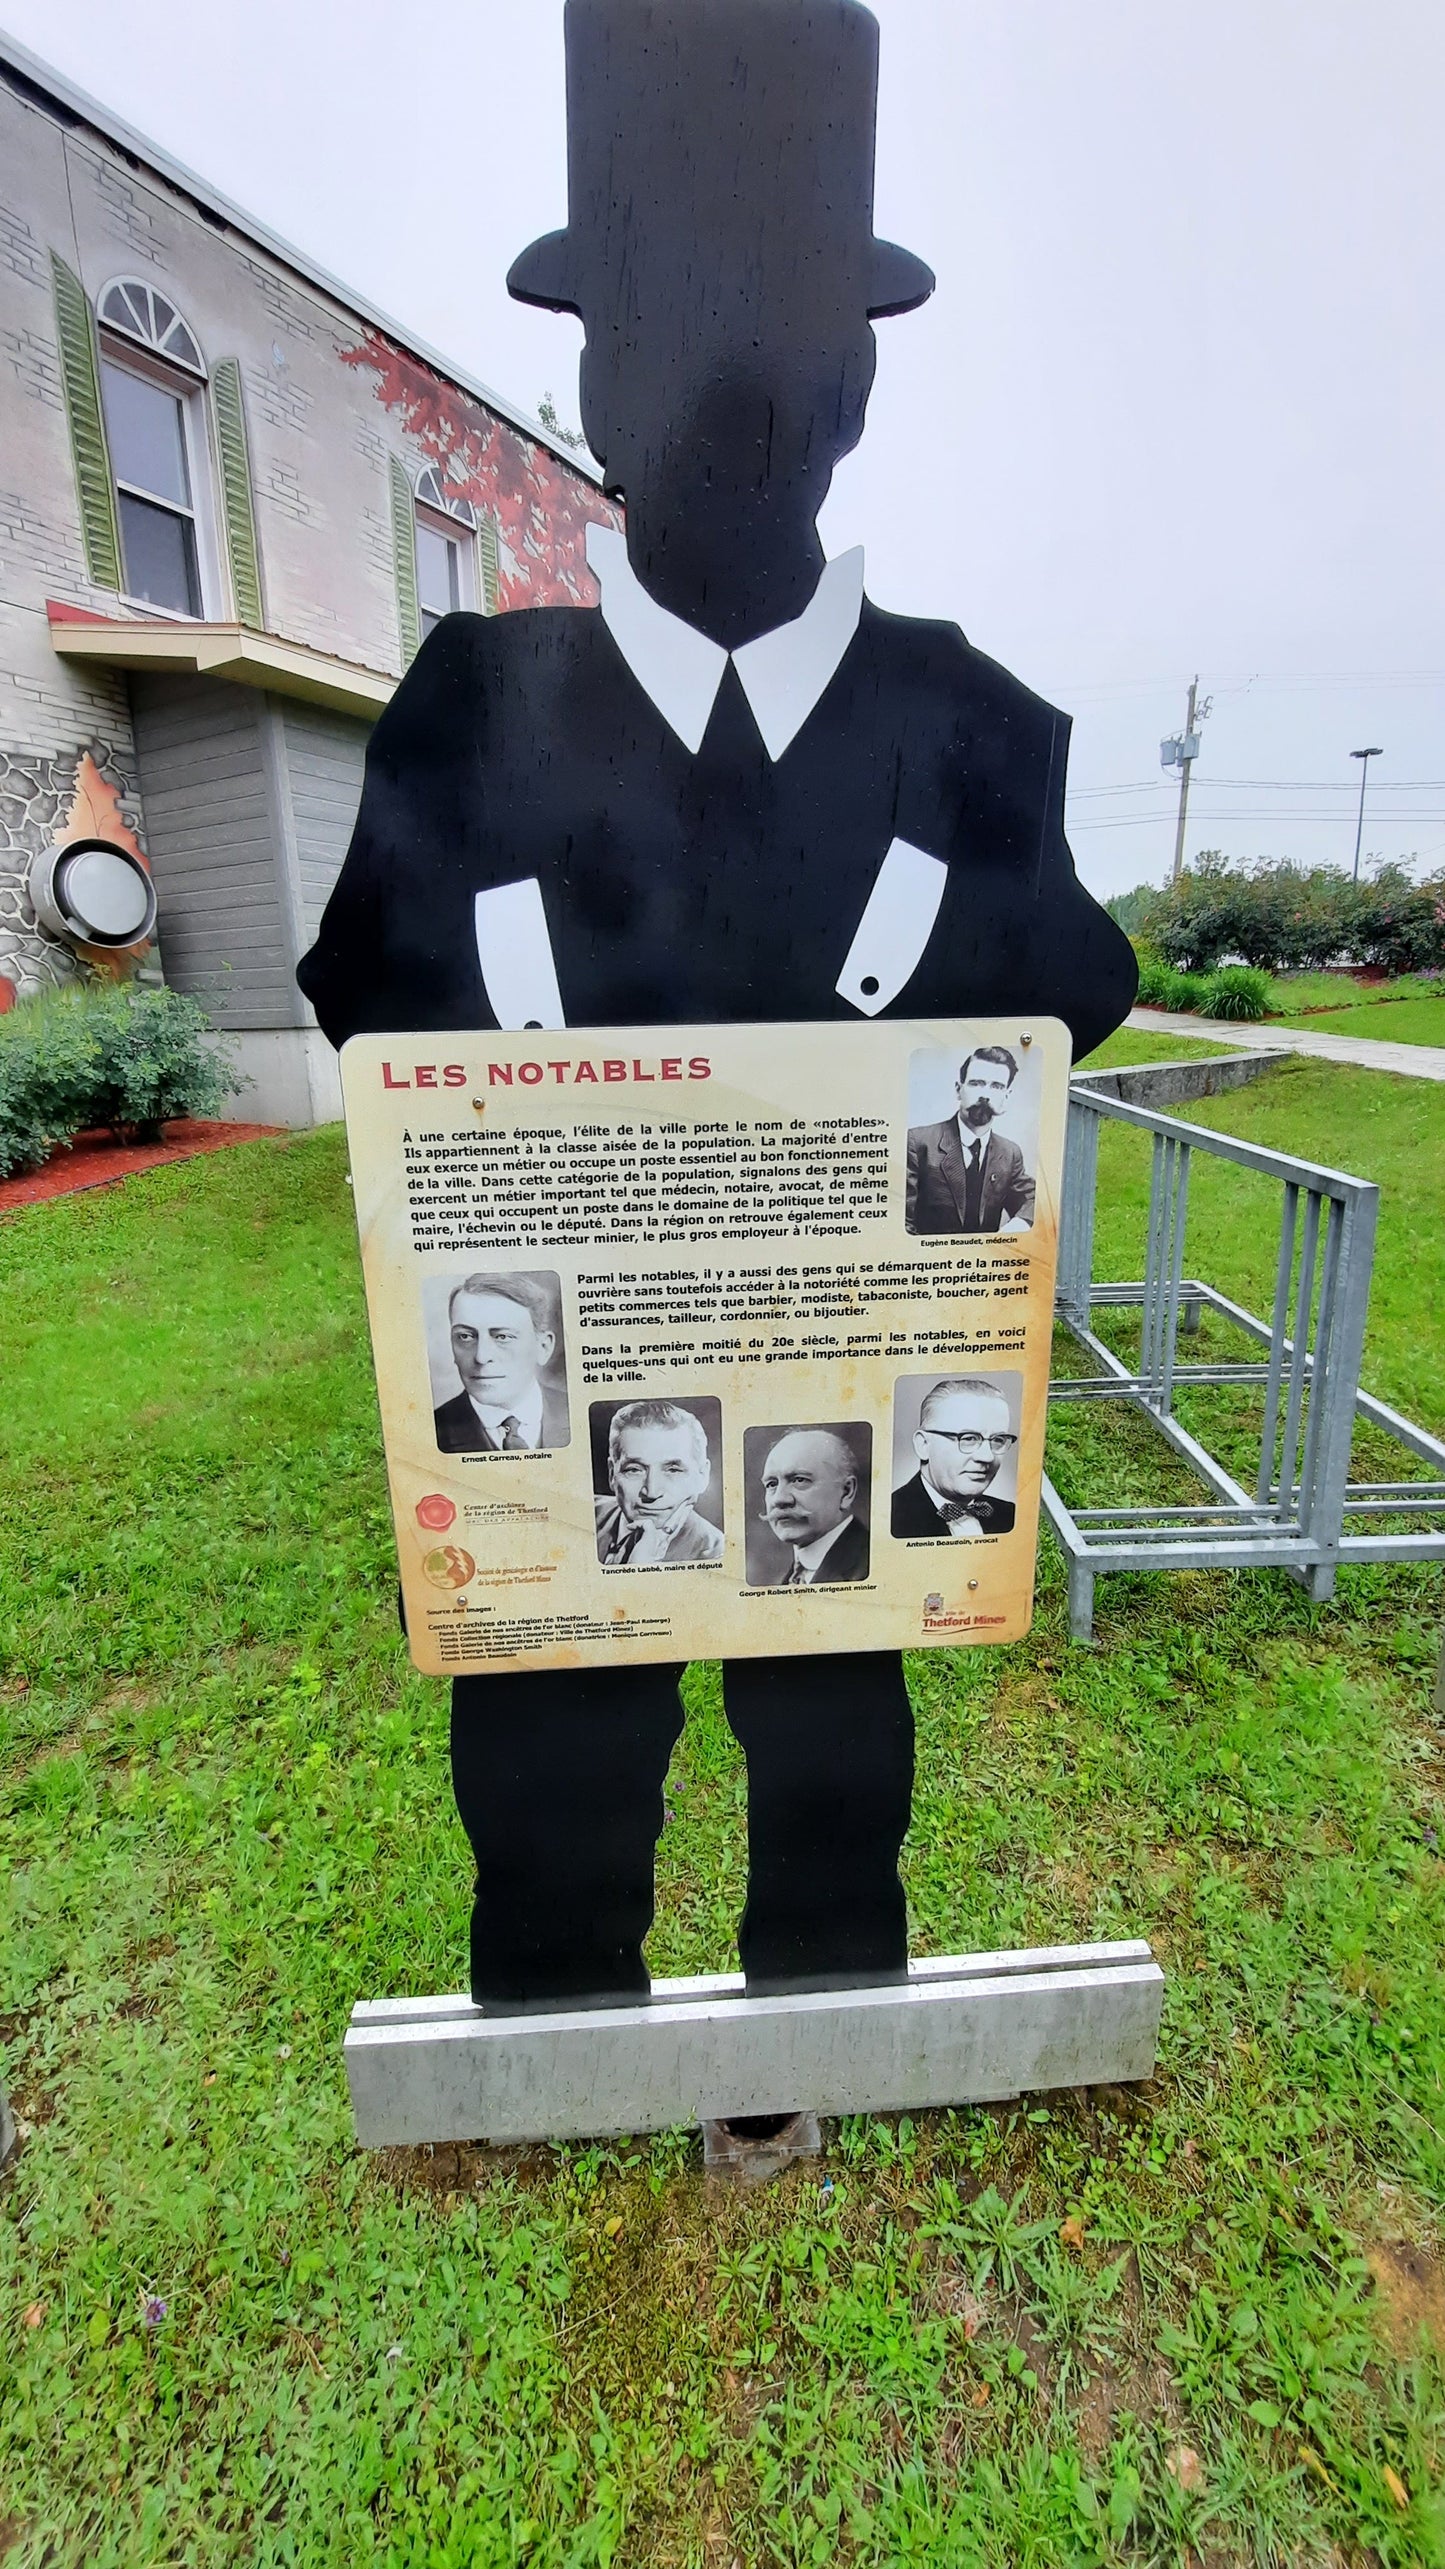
[451,1663,685,2008]
[722,1650,913,1992]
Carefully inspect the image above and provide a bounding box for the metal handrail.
[1045,1085,1440,1639]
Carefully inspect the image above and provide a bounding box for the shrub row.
[1134,961,1272,1020]
[0,983,241,1179]
[1128,854,1445,976]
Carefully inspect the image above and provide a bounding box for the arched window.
[415,465,475,527]
[96,278,213,616]
[413,465,477,636]
[97,280,205,376]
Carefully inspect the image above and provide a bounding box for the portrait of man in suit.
[746,1426,872,1588]
[299,0,1137,2013]
[432,1271,570,1454]
[906,1046,1036,1237]
[594,1398,724,1567]
[891,1376,1019,1540]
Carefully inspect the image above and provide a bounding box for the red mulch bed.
[0,1119,285,1214]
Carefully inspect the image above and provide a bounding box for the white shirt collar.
[793,1515,856,1578]
[469,1380,545,1444]
[956,1117,994,1159]
[585,522,864,760]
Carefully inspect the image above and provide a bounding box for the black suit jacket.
[780,1514,871,1585]
[891,1471,1016,1538]
[297,602,1136,1051]
[433,1384,570,1453]
[906,1122,1033,1236]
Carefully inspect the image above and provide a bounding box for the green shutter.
[51,252,121,592]
[478,513,501,614]
[389,455,421,666]
[211,358,264,629]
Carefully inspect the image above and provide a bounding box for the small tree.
[1142,852,1235,971]
[1105,884,1160,937]
[1352,863,1445,974]
[537,393,586,453]
[1139,852,1445,977]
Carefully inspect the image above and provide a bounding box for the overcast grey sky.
[7,0,1443,898]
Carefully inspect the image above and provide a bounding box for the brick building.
[0,32,618,1123]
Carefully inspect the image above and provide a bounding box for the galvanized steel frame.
[1045,1089,1445,1639]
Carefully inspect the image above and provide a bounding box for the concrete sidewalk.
[1128,1008,1445,1083]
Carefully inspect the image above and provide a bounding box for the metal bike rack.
[1045,1087,1445,1640]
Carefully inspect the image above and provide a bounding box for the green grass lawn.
[1084,1036,1445,1430]
[1266,976,1384,1013]
[2,1072,1443,2567]
[1130,976,1445,1049]
[1268,998,1445,1050]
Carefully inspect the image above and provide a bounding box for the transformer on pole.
[1160,676,1212,881]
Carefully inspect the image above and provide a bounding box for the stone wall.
[0,736,147,1003]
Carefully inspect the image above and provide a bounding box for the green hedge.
[0,984,243,1180]
[1136,854,1445,976]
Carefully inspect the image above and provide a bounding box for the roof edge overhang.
[47,602,394,720]
[0,27,602,486]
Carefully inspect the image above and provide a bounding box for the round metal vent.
[28,838,158,950]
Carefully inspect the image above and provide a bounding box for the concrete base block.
[344,1942,1165,2148]
[204,1027,342,1129]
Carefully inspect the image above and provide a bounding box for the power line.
[1203,778,1445,792]
[1066,811,1445,832]
[1061,671,1445,696]
[1069,776,1445,800]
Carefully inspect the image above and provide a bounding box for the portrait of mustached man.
[299,0,1137,2013]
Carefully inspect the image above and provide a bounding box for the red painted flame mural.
[340,330,620,610]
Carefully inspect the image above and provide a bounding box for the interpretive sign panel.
[341,1018,1069,1675]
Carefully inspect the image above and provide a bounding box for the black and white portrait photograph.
[743,1422,872,1589]
[423,1269,570,1454]
[891,1371,1023,1540]
[589,1396,724,1567]
[905,1042,1041,1238]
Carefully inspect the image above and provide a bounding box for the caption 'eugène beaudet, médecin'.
[379,1056,714,1091]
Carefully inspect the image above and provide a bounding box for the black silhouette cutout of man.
[299,0,1138,2013]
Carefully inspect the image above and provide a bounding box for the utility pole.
[1350,746,1382,882]
[1160,678,1212,881]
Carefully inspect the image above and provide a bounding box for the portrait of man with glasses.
[891,1375,1020,1540]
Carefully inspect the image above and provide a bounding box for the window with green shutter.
[51,253,122,592]
[211,359,264,629]
[389,456,421,666]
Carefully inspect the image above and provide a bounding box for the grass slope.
[1083,1039,1445,1430]
[1268,999,1445,1051]
[2,1095,1443,2567]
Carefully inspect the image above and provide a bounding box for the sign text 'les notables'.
[379,1056,715,1091]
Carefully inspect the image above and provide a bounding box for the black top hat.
[509,0,934,324]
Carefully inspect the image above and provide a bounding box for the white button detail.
[835,838,948,1016]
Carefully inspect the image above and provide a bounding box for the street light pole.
[1350,746,1382,882]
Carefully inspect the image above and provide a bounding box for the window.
[97,280,204,376]
[96,280,212,618]
[414,466,476,637]
[100,362,203,615]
